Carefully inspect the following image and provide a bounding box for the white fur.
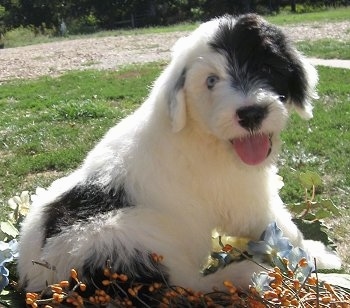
[18,15,341,293]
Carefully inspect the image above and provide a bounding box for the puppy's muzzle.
[236,105,268,131]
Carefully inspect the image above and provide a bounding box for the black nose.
[236,105,268,131]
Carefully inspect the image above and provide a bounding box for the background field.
[0,8,349,306]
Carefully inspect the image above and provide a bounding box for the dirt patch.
[1,20,349,83]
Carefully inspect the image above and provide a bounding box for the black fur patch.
[42,182,132,241]
[210,14,308,107]
[81,252,169,305]
[169,68,187,109]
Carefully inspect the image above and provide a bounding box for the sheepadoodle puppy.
[18,14,341,297]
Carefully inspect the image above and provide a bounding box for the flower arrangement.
[0,172,349,307]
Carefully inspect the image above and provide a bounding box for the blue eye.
[206,75,219,89]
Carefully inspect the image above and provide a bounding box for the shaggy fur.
[18,14,341,295]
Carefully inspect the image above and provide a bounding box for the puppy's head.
[161,14,318,166]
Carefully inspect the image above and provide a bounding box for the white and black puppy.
[18,14,341,296]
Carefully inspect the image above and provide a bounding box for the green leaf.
[0,221,19,238]
[320,199,341,216]
[299,171,322,189]
[303,213,316,221]
[288,202,306,215]
[314,208,333,219]
[292,218,336,249]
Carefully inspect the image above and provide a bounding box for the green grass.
[297,39,350,59]
[279,66,350,209]
[266,6,350,24]
[0,63,165,207]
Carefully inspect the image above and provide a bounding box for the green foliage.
[3,25,36,44]
[2,24,56,48]
[287,171,341,249]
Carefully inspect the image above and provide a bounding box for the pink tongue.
[232,134,270,165]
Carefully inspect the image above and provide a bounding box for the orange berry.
[291,298,298,306]
[105,294,111,302]
[77,296,84,305]
[118,274,128,282]
[53,292,64,303]
[79,283,86,292]
[25,298,34,305]
[102,279,111,286]
[281,299,291,306]
[111,272,119,279]
[275,287,283,295]
[70,269,78,280]
[298,257,308,267]
[321,296,332,304]
[223,280,235,288]
[154,282,162,289]
[103,268,111,277]
[128,288,137,297]
[222,244,233,252]
[307,276,318,285]
[287,270,294,278]
[293,279,300,289]
[324,282,334,293]
[59,280,70,288]
[51,285,63,293]
[264,290,278,300]
[26,293,38,300]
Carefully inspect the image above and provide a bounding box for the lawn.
[0,63,165,207]
[266,6,350,24]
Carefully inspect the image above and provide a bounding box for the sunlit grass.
[0,63,165,203]
[266,6,350,24]
[296,39,350,59]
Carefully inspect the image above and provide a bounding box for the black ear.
[168,68,187,132]
[290,55,318,119]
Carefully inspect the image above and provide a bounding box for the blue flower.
[0,239,19,292]
[0,265,9,291]
[285,247,315,282]
[0,242,13,265]
[0,239,18,264]
[247,222,293,265]
[251,272,273,295]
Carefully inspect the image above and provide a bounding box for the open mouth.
[230,133,272,166]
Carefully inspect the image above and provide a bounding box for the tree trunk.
[291,0,296,12]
